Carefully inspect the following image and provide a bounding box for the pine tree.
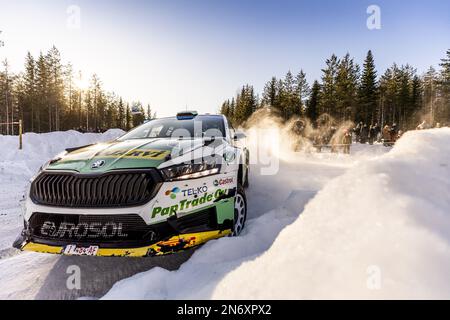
[319,54,339,117]
[410,75,423,126]
[282,71,297,119]
[46,46,65,131]
[306,80,320,125]
[117,97,125,129]
[220,100,230,118]
[125,103,131,130]
[294,70,310,116]
[423,66,438,124]
[335,53,359,121]
[23,52,36,132]
[438,49,450,122]
[233,85,257,125]
[35,52,49,132]
[262,77,277,108]
[358,50,378,124]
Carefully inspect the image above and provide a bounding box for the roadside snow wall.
[211,128,450,299]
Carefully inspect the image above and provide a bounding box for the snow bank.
[0,129,124,252]
[103,129,450,300]
[212,128,450,299]
[0,129,123,179]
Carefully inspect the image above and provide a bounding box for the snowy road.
[0,129,389,299]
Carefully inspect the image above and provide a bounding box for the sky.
[0,0,449,117]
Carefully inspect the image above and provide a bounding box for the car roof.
[155,114,224,121]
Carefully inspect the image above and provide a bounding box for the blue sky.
[0,0,449,116]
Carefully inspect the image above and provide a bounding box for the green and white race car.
[13,112,249,257]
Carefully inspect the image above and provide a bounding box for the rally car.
[13,112,249,257]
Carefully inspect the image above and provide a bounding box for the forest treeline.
[0,46,153,135]
[220,50,450,130]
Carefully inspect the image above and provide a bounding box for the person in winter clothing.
[373,123,381,142]
[354,122,362,142]
[382,125,391,146]
[390,123,398,143]
[368,125,377,145]
[360,124,369,144]
[342,129,352,154]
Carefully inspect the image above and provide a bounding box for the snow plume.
[211,128,450,299]
[243,108,354,163]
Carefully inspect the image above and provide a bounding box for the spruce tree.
[294,70,310,116]
[439,49,450,122]
[117,97,125,129]
[306,80,320,125]
[125,104,131,130]
[262,77,277,108]
[319,54,339,117]
[335,53,359,121]
[358,50,378,124]
[23,52,36,132]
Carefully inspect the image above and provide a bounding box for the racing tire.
[232,185,247,236]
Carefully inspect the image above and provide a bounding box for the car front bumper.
[15,173,237,257]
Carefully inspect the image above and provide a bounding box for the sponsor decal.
[152,188,227,218]
[165,187,181,199]
[165,186,208,199]
[40,221,128,239]
[213,177,234,187]
[61,148,171,162]
[100,149,170,160]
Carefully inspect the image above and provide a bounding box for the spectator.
[390,123,398,143]
[382,125,391,146]
[368,125,376,145]
[360,124,369,144]
[373,123,381,142]
[354,122,362,142]
[342,129,352,154]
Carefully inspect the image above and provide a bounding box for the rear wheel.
[232,185,247,236]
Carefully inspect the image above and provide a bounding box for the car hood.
[46,138,208,173]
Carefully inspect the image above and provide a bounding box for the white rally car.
[13,112,249,257]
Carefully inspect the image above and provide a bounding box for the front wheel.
[232,185,247,236]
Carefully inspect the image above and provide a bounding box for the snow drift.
[104,128,450,299]
[211,128,450,299]
[0,129,124,253]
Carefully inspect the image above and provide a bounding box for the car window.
[118,116,226,140]
[148,125,163,138]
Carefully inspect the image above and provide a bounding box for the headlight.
[161,161,221,181]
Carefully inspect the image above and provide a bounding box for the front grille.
[30,170,162,208]
[29,213,156,244]
[28,209,218,248]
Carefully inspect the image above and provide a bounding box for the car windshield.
[118,116,226,140]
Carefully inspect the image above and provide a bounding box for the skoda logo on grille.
[91,160,105,169]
